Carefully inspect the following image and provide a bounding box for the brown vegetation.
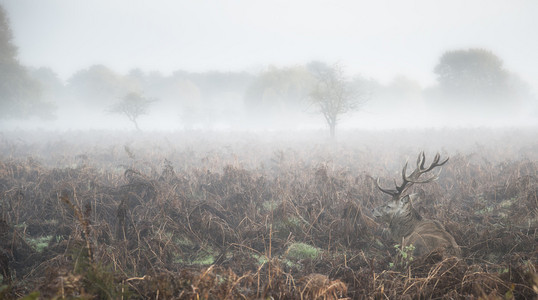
[0,129,536,299]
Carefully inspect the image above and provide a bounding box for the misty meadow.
[1,1,537,299]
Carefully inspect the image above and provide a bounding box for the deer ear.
[400,195,410,205]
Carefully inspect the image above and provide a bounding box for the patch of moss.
[174,235,195,247]
[25,235,53,252]
[282,258,301,269]
[252,253,269,265]
[285,242,321,260]
[174,247,217,265]
[262,200,279,211]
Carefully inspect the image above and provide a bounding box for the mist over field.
[0,1,537,299]
[0,0,537,133]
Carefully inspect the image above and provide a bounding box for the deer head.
[372,152,448,221]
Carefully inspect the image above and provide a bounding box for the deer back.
[403,219,461,257]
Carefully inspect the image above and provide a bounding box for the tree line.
[1,5,534,136]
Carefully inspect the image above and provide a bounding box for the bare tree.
[109,92,155,131]
[0,4,55,120]
[309,62,368,139]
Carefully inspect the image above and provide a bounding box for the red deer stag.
[373,152,461,257]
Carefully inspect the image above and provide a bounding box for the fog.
[1,0,537,132]
[1,4,538,296]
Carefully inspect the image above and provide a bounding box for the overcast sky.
[2,0,538,92]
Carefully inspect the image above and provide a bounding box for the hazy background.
[1,0,537,132]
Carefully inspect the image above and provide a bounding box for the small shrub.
[392,244,415,268]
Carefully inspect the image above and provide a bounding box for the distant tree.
[29,67,64,93]
[244,65,315,123]
[432,48,532,115]
[434,48,509,97]
[308,62,369,139]
[123,68,146,94]
[29,67,65,103]
[109,92,155,130]
[68,65,127,107]
[0,4,54,119]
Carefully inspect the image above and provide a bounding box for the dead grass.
[0,129,536,299]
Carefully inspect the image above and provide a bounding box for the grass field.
[0,128,536,299]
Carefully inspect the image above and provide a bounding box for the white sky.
[2,0,538,91]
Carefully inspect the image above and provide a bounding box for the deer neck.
[389,206,423,241]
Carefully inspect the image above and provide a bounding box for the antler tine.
[439,155,449,166]
[430,153,441,169]
[375,177,399,198]
[394,160,418,196]
[418,152,434,172]
[401,161,409,183]
[417,151,426,170]
[397,161,412,193]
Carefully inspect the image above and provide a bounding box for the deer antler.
[376,152,448,200]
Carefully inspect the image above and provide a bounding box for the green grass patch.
[252,253,269,265]
[14,222,27,230]
[25,235,53,252]
[262,200,279,211]
[174,235,195,247]
[285,242,321,260]
[174,246,217,265]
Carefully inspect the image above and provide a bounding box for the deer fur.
[373,194,461,257]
